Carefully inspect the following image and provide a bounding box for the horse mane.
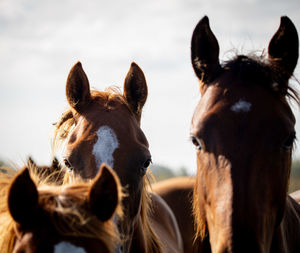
[0,165,122,253]
[52,87,162,252]
[0,168,16,253]
[222,53,300,104]
[141,176,163,253]
[192,177,206,240]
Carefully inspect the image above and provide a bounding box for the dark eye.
[63,158,73,170]
[191,136,202,150]
[282,131,296,150]
[143,158,152,169]
[141,158,152,174]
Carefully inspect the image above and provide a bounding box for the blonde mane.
[0,168,16,253]
[52,87,162,253]
[0,165,122,253]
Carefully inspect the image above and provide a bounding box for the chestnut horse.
[190,16,300,252]
[152,177,209,253]
[27,156,65,184]
[0,163,122,253]
[53,62,183,253]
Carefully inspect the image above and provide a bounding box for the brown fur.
[51,62,183,253]
[53,90,163,253]
[153,177,208,253]
[190,16,300,252]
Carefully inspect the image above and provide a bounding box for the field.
[150,161,300,194]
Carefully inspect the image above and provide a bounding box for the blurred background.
[0,0,300,191]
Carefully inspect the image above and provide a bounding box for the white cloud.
[0,0,300,170]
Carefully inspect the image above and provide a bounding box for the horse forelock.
[221,54,299,105]
[52,87,132,154]
[38,183,121,252]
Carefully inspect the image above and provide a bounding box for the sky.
[0,0,300,174]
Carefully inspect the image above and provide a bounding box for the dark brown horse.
[190,16,300,252]
[53,62,183,253]
[0,163,123,253]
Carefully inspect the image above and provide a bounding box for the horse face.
[63,62,150,223]
[9,165,121,253]
[190,16,298,253]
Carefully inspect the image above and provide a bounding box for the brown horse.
[27,156,65,184]
[152,177,210,253]
[53,62,183,253]
[0,163,123,253]
[190,16,300,252]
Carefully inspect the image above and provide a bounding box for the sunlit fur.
[52,87,162,253]
[0,164,123,253]
[193,176,206,240]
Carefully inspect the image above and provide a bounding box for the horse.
[0,162,123,253]
[152,177,209,253]
[27,156,65,184]
[190,16,300,253]
[53,62,183,253]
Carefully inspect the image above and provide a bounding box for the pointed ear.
[66,62,91,111]
[268,16,299,78]
[51,157,61,171]
[191,16,220,83]
[124,62,148,117]
[27,156,36,168]
[88,163,120,222]
[8,168,39,226]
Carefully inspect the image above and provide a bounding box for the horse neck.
[127,212,162,253]
[271,196,300,252]
[121,187,162,253]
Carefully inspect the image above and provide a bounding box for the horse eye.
[191,136,202,150]
[143,158,152,169]
[63,158,73,170]
[140,158,152,175]
[282,132,296,150]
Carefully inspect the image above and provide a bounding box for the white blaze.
[54,242,86,253]
[231,99,252,113]
[93,125,119,169]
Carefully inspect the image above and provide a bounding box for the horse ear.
[88,163,120,222]
[66,62,91,111]
[124,62,148,117]
[51,157,61,171]
[27,156,36,168]
[191,16,220,83]
[8,167,39,226]
[268,16,299,78]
